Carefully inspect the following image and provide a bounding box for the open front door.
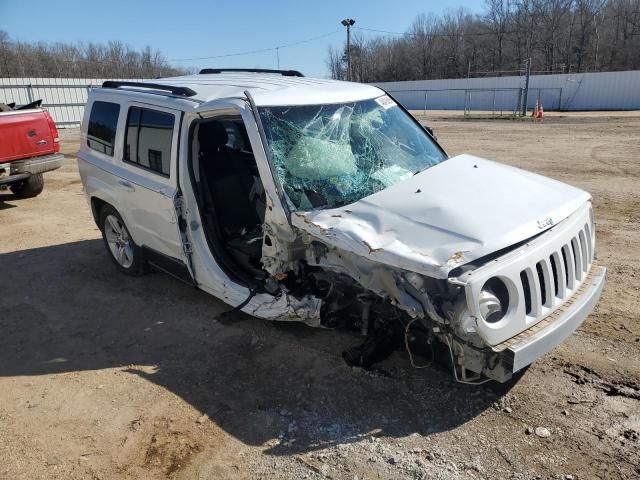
[190,97,294,290]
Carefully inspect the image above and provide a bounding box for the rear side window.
[124,106,174,177]
[87,101,120,156]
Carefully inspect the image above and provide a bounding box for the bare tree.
[327,0,640,81]
[409,14,438,79]
[326,45,345,80]
[574,0,607,71]
[485,0,513,73]
[0,32,188,78]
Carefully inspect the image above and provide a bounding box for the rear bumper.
[496,265,606,373]
[9,153,64,175]
[0,153,64,185]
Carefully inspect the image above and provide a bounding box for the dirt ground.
[1,112,638,480]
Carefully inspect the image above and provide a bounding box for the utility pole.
[276,47,280,69]
[341,18,355,81]
[522,56,531,116]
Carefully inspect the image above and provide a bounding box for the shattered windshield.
[259,96,447,210]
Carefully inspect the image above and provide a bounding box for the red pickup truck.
[0,100,64,198]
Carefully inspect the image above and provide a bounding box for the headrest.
[199,121,228,152]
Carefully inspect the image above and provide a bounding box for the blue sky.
[1,0,484,77]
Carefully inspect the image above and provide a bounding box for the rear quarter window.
[87,101,120,156]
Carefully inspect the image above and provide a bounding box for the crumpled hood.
[291,154,591,278]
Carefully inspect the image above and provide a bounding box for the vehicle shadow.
[0,240,510,455]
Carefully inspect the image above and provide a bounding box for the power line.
[167,30,341,63]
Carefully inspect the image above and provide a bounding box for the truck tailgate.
[0,110,56,163]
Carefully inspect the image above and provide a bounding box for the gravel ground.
[0,112,638,479]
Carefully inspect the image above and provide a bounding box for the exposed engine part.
[444,336,493,385]
[268,234,520,381]
[403,318,433,369]
[270,237,481,373]
[343,314,437,371]
[342,326,401,369]
[281,262,431,368]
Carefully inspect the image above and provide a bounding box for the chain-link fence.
[387,87,564,118]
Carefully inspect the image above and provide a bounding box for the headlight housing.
[479,277,509,323]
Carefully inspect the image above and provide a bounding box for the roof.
[145,72,384,106]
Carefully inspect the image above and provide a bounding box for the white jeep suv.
[78,69,606,383]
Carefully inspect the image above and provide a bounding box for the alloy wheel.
[104,214,134,268]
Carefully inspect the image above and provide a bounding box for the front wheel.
[99,205,146,276]
[10,173,44,198]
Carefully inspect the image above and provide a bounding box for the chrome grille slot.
[551,251,566,298]
[571,237,582,281]
[523,267,541,317]
[549,254,560,297]
[578,229,589,271]
[520,270,532,315]
[535,262,546,308]
[562,244,576,289]
[537,260,554,308]
[584,223,593,262]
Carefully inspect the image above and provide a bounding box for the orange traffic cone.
[537,102,544,122]
[532,100,539,119]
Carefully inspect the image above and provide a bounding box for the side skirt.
[143,247,197,287]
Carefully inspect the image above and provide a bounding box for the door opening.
[189,115,267,286]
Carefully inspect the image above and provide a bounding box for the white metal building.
[375,70,640,112]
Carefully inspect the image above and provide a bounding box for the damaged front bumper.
[494,265,606,376]
[259,192,605,383]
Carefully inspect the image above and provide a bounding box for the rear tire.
[10,173,44,198]
[99,205,146,276]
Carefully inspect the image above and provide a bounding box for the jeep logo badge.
[537,217,554,229]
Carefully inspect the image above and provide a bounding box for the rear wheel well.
[90,197,109,226]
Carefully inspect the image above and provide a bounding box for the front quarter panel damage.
[256,210,476,374]
[254,208,533,384]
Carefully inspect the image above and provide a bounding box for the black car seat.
[199,121,259,230]
[198,121,264,271]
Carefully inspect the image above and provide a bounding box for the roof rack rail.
[198,68,304,77]
[101,81,197,97]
